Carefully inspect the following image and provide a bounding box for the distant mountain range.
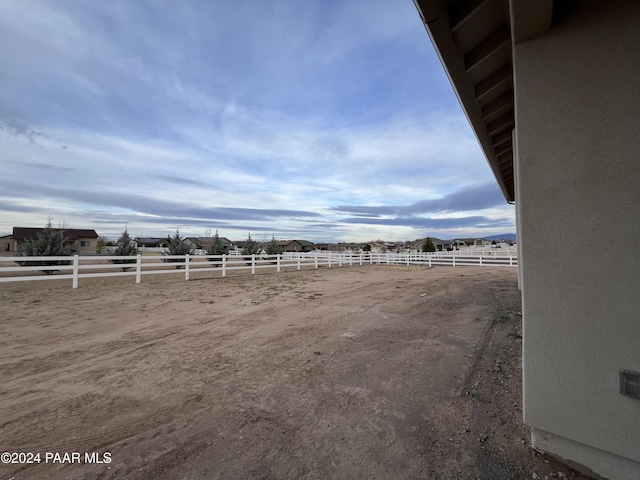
[482,233,516,242]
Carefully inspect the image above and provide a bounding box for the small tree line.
[16,222,287,273]
[17,219,448,275]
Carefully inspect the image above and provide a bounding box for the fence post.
[339,253,343,267]
[315,253,318,269]
[185,254,190,281]
[480,255,483,266]
[136,254,142,284]
[222,255,227,277]
[359,252,363,266]
[453,256,456,267]
[297,254,301,270]
[509,255,513,267]
[251,254,256,274]
[72,255,79,289]
[428,255,432,267]
[277,254,281,273]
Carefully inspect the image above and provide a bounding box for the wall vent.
[619,370,640,399]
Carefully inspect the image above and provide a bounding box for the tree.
[206,230,227,265]
[264,236,282,255]
[241,233,261,256]
[163,230,192,267]
[110,229,138,271]
[422,237,436,253]
[362,243,372,252]
[263,236,282,264]
[96,237,107,254]
[206,230,227,255]
[17,219,77,274]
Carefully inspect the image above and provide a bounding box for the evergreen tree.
[206,230,227,265]
[362,243,372,252]
[206,230,227,256]
[264,236,282,263]
[110,229,138,271]
[163,230,192,267]
[422,237,436,253]
[18,220,77,274]
[241,233,261,256]
[264,236,282,255]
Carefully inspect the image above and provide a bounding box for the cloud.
[0,117,46,143]
[0,179,320,222]
[331,183,507,216]
[339,215,512,230]
[7,161,72,172]
[150,174,213,188]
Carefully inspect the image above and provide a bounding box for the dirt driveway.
[0,266,590,479]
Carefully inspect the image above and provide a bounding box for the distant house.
[233,241,264,255]
[409,237,451,252]
[276,240,315,253]
[369,242,387,253]
[1,234,11,252]
[185,236,235,252]
[183,238,201,251]
[3,227,99,254]
[450,240,468,250]
[134,237,167,248]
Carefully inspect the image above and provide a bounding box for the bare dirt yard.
[0,266,591,480]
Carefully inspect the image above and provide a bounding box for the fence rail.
[0,252,517,289]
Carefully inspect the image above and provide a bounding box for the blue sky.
[0,0,515,242]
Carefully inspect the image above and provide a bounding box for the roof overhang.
[412,0,554,203]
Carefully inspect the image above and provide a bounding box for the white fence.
[0,252,517,289]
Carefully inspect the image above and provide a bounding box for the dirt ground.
[0,266,592,480]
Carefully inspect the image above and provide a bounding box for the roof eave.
[413,0,522,203]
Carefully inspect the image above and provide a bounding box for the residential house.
[186,236,235,252]
[449,239,468,250]
[411,237,451,252]
[4,227,99,254]
[233,241,264,255]
[134,237,167,248]
[1,234,11,252]
[277,240,315,253]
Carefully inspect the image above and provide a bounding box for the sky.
[0,0,515,243]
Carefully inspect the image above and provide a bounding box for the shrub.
[163,230,192,267]
[17,220,77,274]
[241,233,261,256]
[96,237,107,254]
[206,230,227,263]
[241,233,261,265]
[110,229,138,271]
[264,236,282,264]
[264,237,282,255]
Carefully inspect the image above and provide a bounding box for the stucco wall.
[74,239,96,254]
[514,1,640,478]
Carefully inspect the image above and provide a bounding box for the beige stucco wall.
[514,2,640,478]
[74,239,96,254]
